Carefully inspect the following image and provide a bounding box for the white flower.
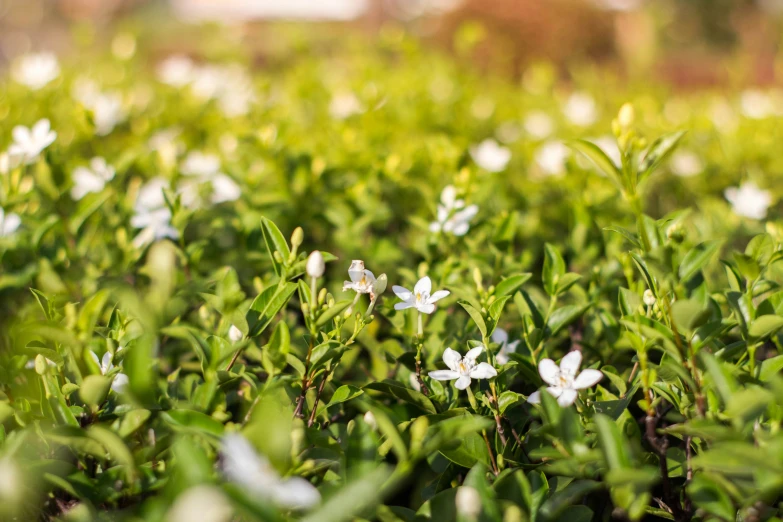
[725,182,773,220]
[469,139,511,172]
[492,328,520,365]
[91,92,126,136]
[228,325,243,343]
[11,52,60,90]
[740,89,773,120]
[343,260,376,295]
[428,346,497,390]
[148,128,183,168]
[157,55,195,87]
[643,289,656,307]
[89,350,129,393]
[409,373,421,392]
[181,151,221,177]
[221,434,320,510]
[523,110,554,139]
[0,209,21,237]
[8,119,57,164]
[210,174,241,204]
[669,150,703,178]
[429,185,478,236]
[71,77,100,106]
[307,251,325,278]
[393,276,450,314]
[535,141,569,177]
[329,92,363,120]
[563,92,598,127]
[71,157,115,200]
[131,177,179,248]
[167,485,232,522]
[527,351,603,407]
[363,411,377,430]
[455,486,482,518]
[190,65,224,100]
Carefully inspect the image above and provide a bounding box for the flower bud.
[306,250,325,278]
[618,103,635,128]
[318,287,327,305]
[455,486,481,518]
[643,289,656,307]
[290,227,304,249]
[372,274,387,298]
[228,325,243,343]
[363,411,377,430]
[34,354,49,375]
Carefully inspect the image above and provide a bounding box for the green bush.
[1,25,783,522]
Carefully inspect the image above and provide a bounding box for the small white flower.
[167,485,233,522]
[363,411,377,430]
[11,52,60,90]
[725,182,773,220]
[429,185,478,236]
[221,434,320,510]
[24,357,56,370]
[455,486,482,518]
[8,119,57,164]
[307,251,325,278]
[393,276,449,314]
[157,55,195,87]
[71,157,115,200]
[132,178,179,248]
[643,289,656,307]
[149,128,183,168]
[428,346,497,390]
[527,351,602,407]
[523,110,554,139]
[563,92,598,127]
[181,151,221,177]
[409,373,422,392]
[210,174,241,204]
[89,350,129,393]
[329,92,363,120]
[0,209,21,237]
[71,77,100,106]
[669,150,703,178]
[469,138,511,172]
[535,141,570,177]
[91,92,126,136]
[492,328,520,365]
[190,65,224,100]
[343,260,376,295]
[740,89,773,120]
[228,325,243,343]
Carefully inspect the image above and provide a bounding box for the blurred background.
[1,0,782,88]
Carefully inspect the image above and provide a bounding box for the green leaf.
[567,139,622,188]
[542,243,566,296]
[161,410,225,438]
[459,301,487,338]
[325,385,364,408]
[87,426,136,482]
[595,414,632,470]
[316,299,354,327]
[640,130,686,176]
[266,321,290,369]
[671,299,710,333]
[547,304,588,335]
[301,466,391,522]
[679,240,722,282]
[686,474,735,521]
[493,273,532,297]
[439,432,490,469]
[247,282,297,337]
[364,380,436,414]
[748,314,783,340]
[604,225,641,249]
[260,217,291,277]
[79,375,112,407]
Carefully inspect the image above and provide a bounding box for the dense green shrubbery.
[2,24,783,522]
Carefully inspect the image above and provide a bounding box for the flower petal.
[442,348,462,371]
[556,388,578,407]
[102,352,113,374]
[464,346,484,365]
[538,358,560,386]
[491,328,508,344]
[454,375,472,390]
[89,350,100,368]
[469,362,497,380]
[526,390,541,404]
[417,303,436,314]
[428,290,450,303]
[394,301,414,311]
[272,477,321,509]
[560,351,582,375]
[546,386,564,398]
[573,369,603,389]
[414,276,432,296]
[111,373,129,393]
[505,340,520,354]
[392,285,412,300]
[428,369,460,381]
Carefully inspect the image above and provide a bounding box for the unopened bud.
[318,288,327,305]
[290,227,304,249]
[643,289,656,307]
[35,354,49,375]
[301,302,310,315]
[455,486,481,518]
[363,411,377,430]
[372,274,387,296]
[273,251,283,264]
[306,250,325,278]
[472,267,483,291]
[618,103,635,128]
[228,325,243,343]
